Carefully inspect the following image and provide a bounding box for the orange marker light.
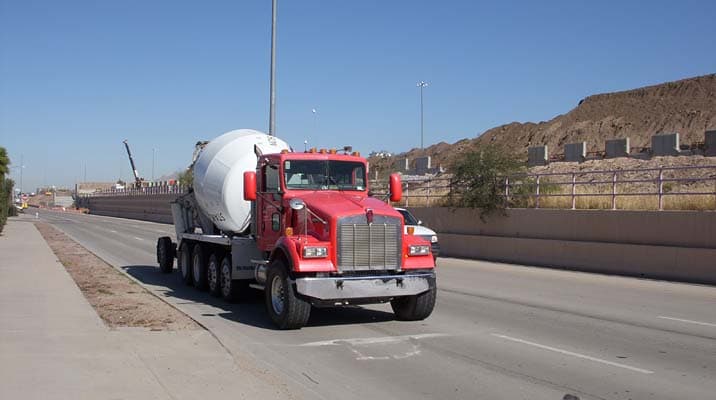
[285,227,294,236]
[320,148,327,154]
[407,226,415,235]
[329,149,337,154]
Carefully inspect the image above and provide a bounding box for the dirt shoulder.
[34,222,198,331]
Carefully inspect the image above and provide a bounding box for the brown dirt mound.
[370,74,716,173]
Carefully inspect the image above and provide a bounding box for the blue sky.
[1,0,715,191]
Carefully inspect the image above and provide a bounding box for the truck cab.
[245,150,436,327]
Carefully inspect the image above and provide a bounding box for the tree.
[0,147,9,176]
[0,147,13,232]
[447,144,525,220]
[178,168,193,187]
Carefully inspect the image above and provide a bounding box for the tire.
[390,286,437,321]
[192,243,208,290]
[157,236,175,273]
[219,256,237,301]
[178,242,193,285]
[265,259,311,330]
[207,253,221,297]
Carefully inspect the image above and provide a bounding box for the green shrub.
[447,144,525,221]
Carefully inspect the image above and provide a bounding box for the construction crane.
[122,139,143,188]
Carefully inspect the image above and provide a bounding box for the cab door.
[257,162,283,251]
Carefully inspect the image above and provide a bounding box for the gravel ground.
[34,222,198,331]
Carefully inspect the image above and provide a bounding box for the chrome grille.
[337,216,401,271]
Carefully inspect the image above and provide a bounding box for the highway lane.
[36,209,716,400]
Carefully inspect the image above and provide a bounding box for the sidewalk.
[0,217,290,400]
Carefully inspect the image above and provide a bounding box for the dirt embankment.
[35,222,198,331]
[370,73,716,173]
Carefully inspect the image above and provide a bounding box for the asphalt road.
[36,209,716,400]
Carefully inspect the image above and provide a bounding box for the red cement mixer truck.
[156,129,436,329]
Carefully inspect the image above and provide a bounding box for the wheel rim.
[221,263,232,297]
[208,260,218,291]
[270,275,285,315]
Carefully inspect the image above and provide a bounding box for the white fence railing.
[373,164,716,210]
[78,185,189,198]
[76,165,716,210]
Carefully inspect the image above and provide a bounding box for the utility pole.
[312,108,317,135]
[152,148,155,181]
[269,0,277,136]
[417,81,429,149]
[20,154,23,194]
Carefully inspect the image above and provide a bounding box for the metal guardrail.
[76,165,716,210]
[78,185,189,197]
[373,164,716,210]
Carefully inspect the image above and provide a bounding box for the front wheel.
[391,286,437,321]
[265,259,311,330]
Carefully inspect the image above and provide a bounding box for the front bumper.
[295,272,436,300]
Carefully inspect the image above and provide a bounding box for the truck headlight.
[303,246,328,258]
[409,245,431,256]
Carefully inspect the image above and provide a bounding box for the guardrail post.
[658,167,664,211]
[505,176,510,207]
[535,175,541,209]
[405,183,409,207]
[571,174,576,210]
[612,172,617,210]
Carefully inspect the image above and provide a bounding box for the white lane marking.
[658,316,716,328]
[133,237,145,241]
[491,334,654,374]
[300,333,449,347]
[109,230,118,233]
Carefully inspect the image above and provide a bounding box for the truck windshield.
[284,160,366,191]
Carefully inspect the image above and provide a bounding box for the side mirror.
[243,171,257,201]
[389,173,402,202]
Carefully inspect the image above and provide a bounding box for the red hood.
[285,191,402,223]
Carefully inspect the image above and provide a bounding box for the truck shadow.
[122,265,395,330]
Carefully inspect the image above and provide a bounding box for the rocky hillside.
[371,74,716,172]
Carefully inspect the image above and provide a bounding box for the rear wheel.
[192,243,208,289]
[219,256,237,301]
[265,259,311,330]
[207,254,221,297]
[178,242,192,285]
[156,236,175,273]
[391,286,437,321]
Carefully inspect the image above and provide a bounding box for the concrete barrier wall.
[409,207,716,284]
[80,194,179,224]
[80,196,716,284]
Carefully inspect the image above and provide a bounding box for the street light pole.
[417,81,428,149]
[312,108,317,135]
[152,148,155,181]
[269,0,277,136]
[20,154,23,194]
